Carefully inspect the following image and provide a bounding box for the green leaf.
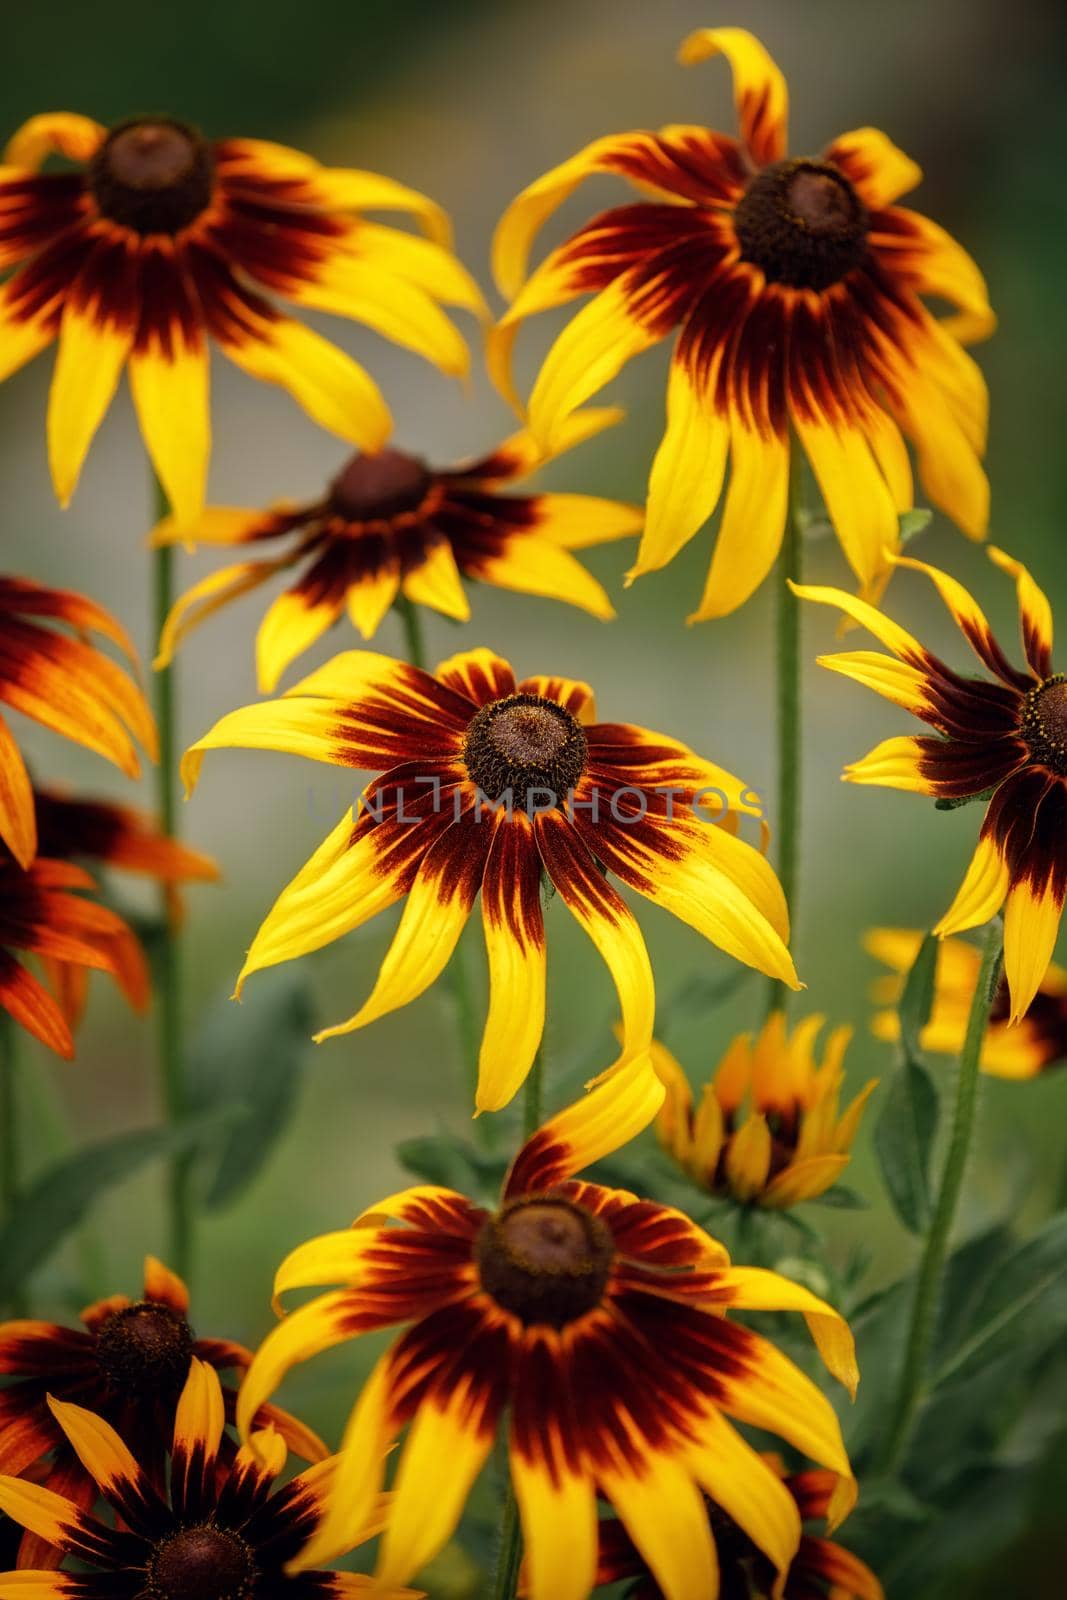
[0,1114,230,1300]
[898,507,933,544]
[898,930,939,1060]
[873,932,940,1233]
[935,786,997,811]
[810,1183,869,1210]
[184,970,313,1211]
[397,1132,507,1200]
[930,1213,1067,1389]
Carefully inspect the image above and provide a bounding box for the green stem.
[489,1484,522,1600]
[394,594,483,1110]
[1,1013,26,1314]
[522,1046,543,1140]
[764,451,804,1019]
[152,484,193,1282]
[879,917,1003,1473]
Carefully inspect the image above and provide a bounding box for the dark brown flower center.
[476,1198,614,1327]
[329,448,433,523]
[148,1526,256,1600]
[89,118,214,235]
[463,693,587,809]
[94,1301,194,1397]
[733,158,869,290]
[1021,674,1067,775]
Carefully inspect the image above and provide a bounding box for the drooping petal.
[510,1446,597,1600]
[256,569,349,694]
[677,27,788,164]
[287,258,470,377]
[0,711,36,867]
[47,235,136,507]
[128,244,210,531]
[627,357,729,582]
[458,530,614,621]
[0,1477,122,1568]
[683,1407,802,1578]
[935,834,1011,938]
[400,536,470,622]
[155,557,287,672]
[599,1449,718,1600]
[477,811,546,1114]
[792,411,900,599]
[687,420,789,621]
[1003,877,1064,1024]
[0,953,74,1056]
[287,1356,395,1571]
[535,810,655,1069]
[236,1292,368,1444]
[696,1267,858,1397]
[312,799,495,1044]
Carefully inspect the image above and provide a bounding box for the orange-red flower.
[154,414,641,691]
[492,27,993,618]
[0,1257,323,1568]
[238,1063,857,1600]
[0,577,156,869]
[0,113,482,527]
[25,784,218,1034]
[0,855,143,1056]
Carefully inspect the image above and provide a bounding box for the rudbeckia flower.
[28,783,218,1030]
[595,1456,882,1600]
[653,1012,877,1208]
[866,928,1067,1081]
[0,577,156,869]
[491,26,993,619]
[0,111,483,527]
[237,1062,857,1600]
[798,547,1066,1023]
[153,411,641,692]
[0,1256,323,1567]
[0,1359,412,1598]
[0,856,144,1056]
[183,645,798,1111]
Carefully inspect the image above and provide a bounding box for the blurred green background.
[2,0,1066,1594]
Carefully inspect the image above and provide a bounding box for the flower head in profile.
[492,26,993,620]
[867,928,1067,1081]
[654,1012,877,1208]
[0,1359,411,1599]
[0,577,156,868]
[0,855,145,1056]
[0,1257,323,1567]
[153,411,641,691]
[798,547,1066,1023]
[183,645,797,1112]
[238,1062,857,1600]
[0,112,483,526]
[595,1458,882,1600]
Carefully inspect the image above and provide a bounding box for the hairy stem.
[765,450,804,1018]
[152,485,193,1281]
[879,917,1003,1473]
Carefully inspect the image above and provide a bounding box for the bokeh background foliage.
[1,1,1066,1595]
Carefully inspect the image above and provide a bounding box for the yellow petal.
[678,27,788,164]
[725,1114,772,1199]
[154,558,283,671]
[1003,878,1062,1024]
[628,359,729,581]
[527,279,660,453]
[935,836,1011,937]
[256,584,346,694]
[512,1453,597,1600]
[5,113,105,168]
[793,412,899,595]
[684,1408,801,1577]
[687,422,788,621]
[48,302,132,507]
[290,257,470,377]
[843,735,934,793]
[346,564,401,639]
[600,1451,718,1600]
[477,812,546,1114]
[128,339,210,533]
[824,127,922,207]
[469,533,613,621]
[221,313,392,451]
[401,539,470,621]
